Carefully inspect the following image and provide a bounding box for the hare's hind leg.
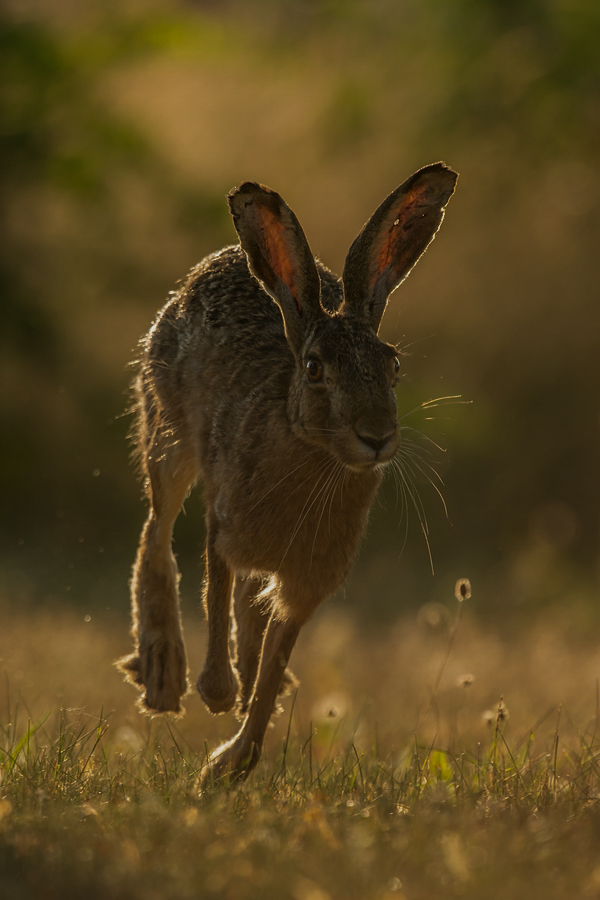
[197,515,240,714]
[232,576,298,718]
[117,424,197,714]
[206,611,301,781]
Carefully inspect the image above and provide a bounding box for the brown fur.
[116,163,458,781]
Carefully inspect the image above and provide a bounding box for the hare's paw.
[197,662,240,715]
[117,632,188,713]
[202,733,260,786]
[116,652,144,686]
[140,633,188,712]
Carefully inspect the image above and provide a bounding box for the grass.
[3,596,600,898]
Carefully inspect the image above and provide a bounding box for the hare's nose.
[354,417,397,453]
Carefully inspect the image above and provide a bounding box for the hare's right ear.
[342,163,458,333]
[228,182,323,355]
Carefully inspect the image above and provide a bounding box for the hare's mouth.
[297,422,399,470]
[344,451,396,472]
[336,430,400,471]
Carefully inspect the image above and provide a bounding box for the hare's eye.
[306,358,323,383]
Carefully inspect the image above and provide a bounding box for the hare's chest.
[214,463,380,581]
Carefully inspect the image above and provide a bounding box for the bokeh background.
[2,0,599,635]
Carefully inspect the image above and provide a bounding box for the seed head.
[455,578,471,602]
[497,697,509,722]
[483,697,509,726]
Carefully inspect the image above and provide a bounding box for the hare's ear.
[228,182,323,354]
[342,163,458,332]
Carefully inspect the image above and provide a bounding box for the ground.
[2,596,600,899]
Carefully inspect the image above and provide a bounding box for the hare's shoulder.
[179,246,279,329]
[140,246,342,383]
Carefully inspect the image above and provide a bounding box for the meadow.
[3,592,600,899]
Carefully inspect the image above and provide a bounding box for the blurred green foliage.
[1,0,599,625]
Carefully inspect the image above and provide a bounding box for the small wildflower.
[455,578,471,601]
[483,697,509,726]
[497,697,509,722]
[311,692,349,723]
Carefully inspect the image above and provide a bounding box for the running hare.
[117,163,458,780]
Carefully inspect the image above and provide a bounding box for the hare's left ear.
[342,163,458,332]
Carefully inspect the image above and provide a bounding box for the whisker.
[246,447,324,513]
[393,456,435,575]
[398,452,448,520]
[401,426,447,455]
[329,467,347,532]
[324,465,345,535]
[400,462,430,536]
[398,444,445,486]
[309,463,345,570]
[393,334,435,355]
[311,434,338,440]
[279,458,339,568]
[398,395,467,422]
[389,459,412,556]
[306,462,343,571]
[389,456,402,513]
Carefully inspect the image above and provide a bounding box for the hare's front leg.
[197,516,240,714]
[116,462,193,713]
[206,613,301,782]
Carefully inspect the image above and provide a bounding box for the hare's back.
[182,245,286,334]
[182,244,343,329]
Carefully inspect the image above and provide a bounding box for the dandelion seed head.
[418,601,450,632]
[497,698,509,722]
[483,698,509,726]
[311,691,349,723]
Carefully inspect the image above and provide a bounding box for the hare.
[117,162,458,781]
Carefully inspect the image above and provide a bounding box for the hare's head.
[228,164,457,472]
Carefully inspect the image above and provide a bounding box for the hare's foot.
[197,662,240,715]
[116,631,187,713]
[201,732,260,786]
